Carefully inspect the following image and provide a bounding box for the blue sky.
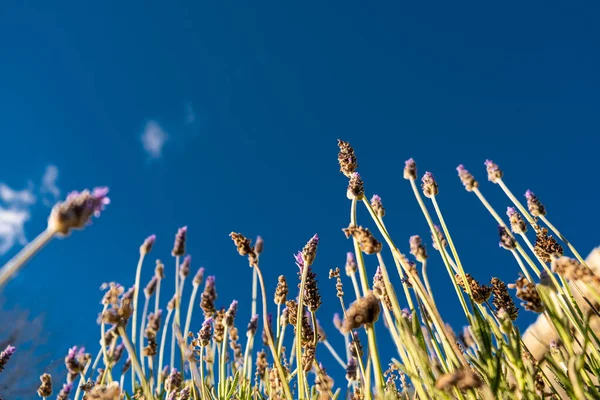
[1,0,599,393]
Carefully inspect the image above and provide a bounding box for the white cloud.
[0,165,60,255]
[141,121,168,159]
[40,165,60,206]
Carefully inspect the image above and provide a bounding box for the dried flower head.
[421,172,438,198]
[0,345,15,372]
[165,368,183,393]
[198,318,213,346]
[403,158,417,180]
[171,226,188,257]
[491,277,519,321]
[180,255,192,279]
[342,291,381,333]
[229,232,258,267]
[373,266,392,311]
[525,190,546,217]
[274,275,288,305]
[431,225,447,250]
[370,194,385,218]
[301,343,317,372]
[301,234,320,267]
[456,165,478,191]
[213,308,226,343]
[507,207,527,234]
[337,139,358,177]
[37,373,53,397]
[534,227,563,262]
[315,363,335,395]
[85,381,121,400]
[349,332,364,358]
[200,276,217,318]
[498,225,517,250]
[347,172,365,200]
[100,282,124,306]
[409,235,427,262]
[343,225,382,254]
[552,256,600,285]
[484,160,503,183]
[255,350,268,380]
[65,346,89,375]
[345,252,357,276]
[224,300,238,327]
[247,314,259,337]
[509,276,544,313]
[301,265,322,312]
[346,358,358,382]
[435,367,482,391]
[144,276,158,298]
[140,234,156,256]
[155,260,165,279]
[48,187,110,236]
[192,267,205,286]
[455,274,492,304]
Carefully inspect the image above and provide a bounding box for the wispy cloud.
[141,121,168,159]
[0,166,60,255]
[40,165,60,206]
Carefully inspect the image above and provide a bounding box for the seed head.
[172,226,187,257]
[155,260,165,279]
[403,158,417,180]
[455,274,492,304]
[192,267,205,286]
[343,225,382,254]
[347,172,365,200]
[370,194,385,218]
[484,160,503,183]
[337,139,358,177]
[421,172,438,198]
[225,300,238,327]
[552,256,600,285]
[180,255,192,279]
[200,276,217,318]
[525,190,546,217]
[507,207,527,234]
[456,165,478,191]
[534,227,563,262]
[48,187,110,236]
[490,277,519,321]
[165,368,183,393]
[372,266,392,311]
[37,373,53,398]
[300,265,322,312]
[498,225,517,250]
[435,367,482,391]
[85,381,121,399]
[409,235,427,262]
[509,276,544,313]
[198,318,213,346]
[342,291,381,333]
[431,225,447,250]
[274,275,288,305]
[229,232,258,267]
[345,252,357,276]
[301,234,319,267]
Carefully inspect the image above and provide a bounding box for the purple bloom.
[294,251,304,270]
[456,164,467,173]
[49,187,110,235]
[525,190,535,200]
[506,207,517,217]
[0,345,16,372]
[371,194,381,202]
[140,234,156,254]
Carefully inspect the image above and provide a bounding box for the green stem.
[157,308,173,392]
[184,284,200,340]
[118,325,151,398]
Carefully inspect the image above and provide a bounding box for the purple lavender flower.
[57,382,73,400]
[294,251,304,270]
[456,164,479,191]
[484,160,503,183]
[421,172,439,198]
[49,187,110,235]
[140,234,156,255]
[225,300,239,326]
[525,190,546,217]
[0,345,16,372]
[247,314,259,336]
[403,158,417,180]
[172,226,188,256]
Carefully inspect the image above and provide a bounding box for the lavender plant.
[2,142,600,399]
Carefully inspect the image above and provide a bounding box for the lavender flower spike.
[140,234,156,255]
[0,345,16,372]
[48,187,110,236]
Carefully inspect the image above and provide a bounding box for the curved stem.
[157,308,173,392]
[118,325,151,398]
[184,284,200,340]
[139,297,150,376]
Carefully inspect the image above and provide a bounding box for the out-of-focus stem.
[184,284,200,340]
[0,228,55,288]
[118,325,151,398]
[157,308,173,392]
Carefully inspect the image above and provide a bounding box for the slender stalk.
[131,250,146,390]
[157,308,173,392]
[0,228,55,287]
[184,283,200,340]
[138,296,150,375]
[118,325,151,398]
[219,324,229,397]
[171,256,181,369]
[322,339,346,369]
[198,346,208,400]
[541,215,589,268]
[255,264,294,400]
[295,260,310,400]
[155,278,162,315]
